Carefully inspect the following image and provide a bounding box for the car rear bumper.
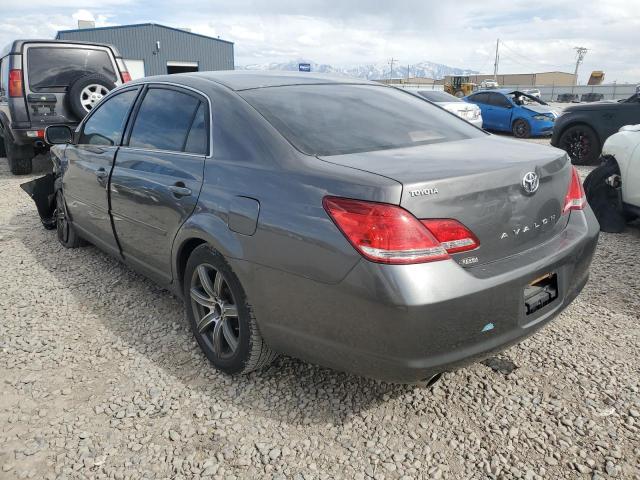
[235,207,599,383]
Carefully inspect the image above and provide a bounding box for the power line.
[573,47,588,85]
[388,57,397,80]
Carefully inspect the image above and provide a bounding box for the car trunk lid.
[319,136,571,266]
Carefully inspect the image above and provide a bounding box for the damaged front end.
[20,146,67,230]
[20,173,57,229]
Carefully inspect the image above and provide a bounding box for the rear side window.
[27,47,117,92]
[128,88,203,153]
[470,93,489,104]
[184,103,208,155]
[0,57,8,95]
[79,89,138,146]
[240,85,484,156]
[488,93,511,108]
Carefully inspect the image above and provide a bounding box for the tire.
[4,129,33,175]
[558,125,600,165]
[0,131,6,158]
[67,74,117,119]
[184,244,277,375]
[512,119,531,139]
[55,190,83,248]
[583,157,625,233]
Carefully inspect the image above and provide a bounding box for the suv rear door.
[109,85,208,284]
[22,43,122,126]
[62,86,140,254]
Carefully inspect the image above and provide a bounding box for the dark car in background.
[25,72,599,383]
[0,39,130,174]
[552,93,640,165]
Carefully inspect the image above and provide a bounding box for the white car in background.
[524,88,542,99]
[583,124,640,232]
[413,90,483,128]
[480,79,500,89]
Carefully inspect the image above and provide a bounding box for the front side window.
[128,88,203,152]
[27,47,117,92]
[79,89,138,146]
[240,84,485,156]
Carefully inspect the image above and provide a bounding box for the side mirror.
[45,125,73,145]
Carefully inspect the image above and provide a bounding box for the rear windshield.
[417,90,461,103]
[240,84,485,156]
[27,47,117,92]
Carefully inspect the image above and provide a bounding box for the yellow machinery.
[445,76,476,97]
[587,71,605,86]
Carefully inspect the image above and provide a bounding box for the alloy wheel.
[562,129,591,162]
[190,264,240,358]
[80,84,110,112]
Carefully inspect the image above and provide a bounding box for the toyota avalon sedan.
[23,72,599,383]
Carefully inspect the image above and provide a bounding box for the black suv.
[0,40,131,174]
[551,93,640,165]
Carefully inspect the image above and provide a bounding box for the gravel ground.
[1,147,639,480]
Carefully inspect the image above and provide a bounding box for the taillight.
[323,197,480,265]
[121,71,132,83]
[563,166,586,213]
[8,69,23,97]
[420,219,479,254]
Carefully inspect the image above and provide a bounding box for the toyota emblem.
[522,171,539,195]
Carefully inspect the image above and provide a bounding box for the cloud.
[0,1,638,83]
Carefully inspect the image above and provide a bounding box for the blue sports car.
[464,89,559,138]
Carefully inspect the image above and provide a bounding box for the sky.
[1,0,639,83]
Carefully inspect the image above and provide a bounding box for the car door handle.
[96,168,108,179]
[168,184,192,197]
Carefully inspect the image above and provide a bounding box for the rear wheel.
[184,245,277,375]
[512,119,531,139]
[4,130,33,175]
[0,130,6,157]
[559,125,600,165]
[56,190,83,248]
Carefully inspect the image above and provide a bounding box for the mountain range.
[238,59,479,80]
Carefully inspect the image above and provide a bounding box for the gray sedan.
[25,72,599,383]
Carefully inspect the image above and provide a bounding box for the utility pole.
[388,57,396,81]
[493,38,500,81]
[573,47,588,85]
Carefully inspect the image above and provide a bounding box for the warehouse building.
[443,71,576,87]
[56,23,234,79]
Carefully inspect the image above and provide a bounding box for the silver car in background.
[413,90,483,128]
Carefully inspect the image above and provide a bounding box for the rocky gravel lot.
[1,147,639,480]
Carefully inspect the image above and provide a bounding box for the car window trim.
[76,86,143,146]
[121,82,212,158]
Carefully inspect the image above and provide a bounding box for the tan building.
[376,77,436,85]
[444,71,576,87]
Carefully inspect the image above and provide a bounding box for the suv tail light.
[323,197,480,264]
[120,71,132,83]
[8,69,23,97]
[563,166,586,213]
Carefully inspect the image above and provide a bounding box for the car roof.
[137,70,379,92]
[1,39,121,58]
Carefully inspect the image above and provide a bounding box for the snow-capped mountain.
[238,59,478,80]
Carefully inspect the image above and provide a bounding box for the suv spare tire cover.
[67,73,117,119]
